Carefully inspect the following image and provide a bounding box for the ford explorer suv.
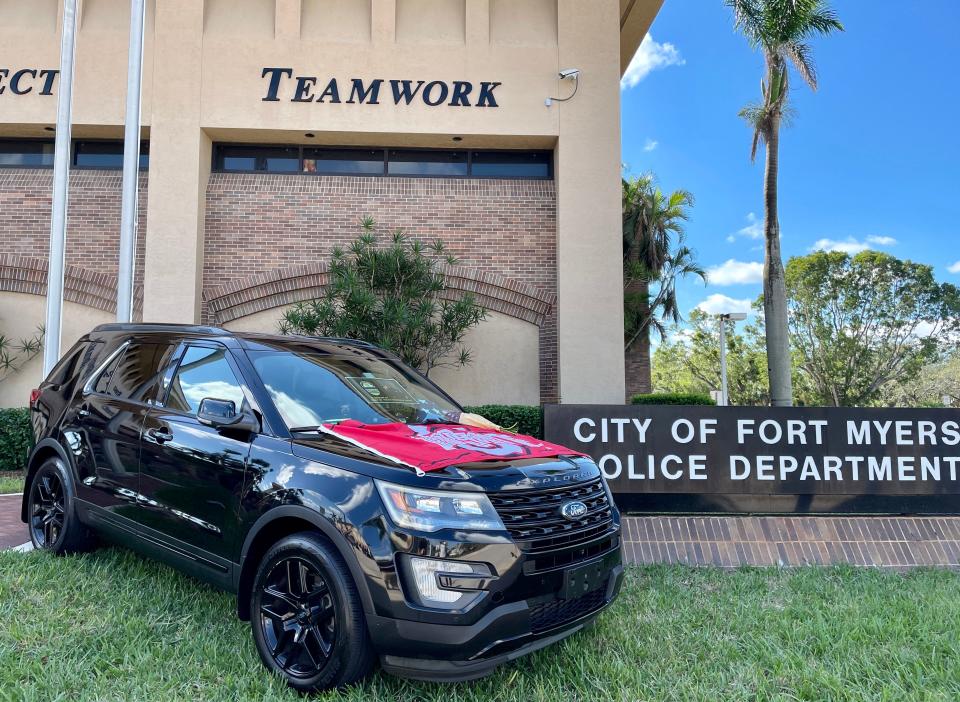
[22,324,623,692]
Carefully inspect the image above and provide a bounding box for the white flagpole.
[117,0,146,322]
[43,0,79,374]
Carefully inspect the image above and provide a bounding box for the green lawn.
[0,472,25,495]
[2,549,959,701]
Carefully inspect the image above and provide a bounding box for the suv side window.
[165,345,246,415]
[103,342,178,403]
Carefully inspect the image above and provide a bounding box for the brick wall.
[0,169,149,301]
[204,173,559,402]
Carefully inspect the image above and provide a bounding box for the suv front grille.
[489,477,614,552]
[529,587,607,633]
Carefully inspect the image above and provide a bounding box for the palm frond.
[785,41,817,90]
[805,5,844,37]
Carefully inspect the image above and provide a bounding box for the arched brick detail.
[203,263,555,325]
[0,254,142,314]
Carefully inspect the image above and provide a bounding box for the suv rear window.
[95,342,178,403]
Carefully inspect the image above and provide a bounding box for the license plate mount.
[560,558,608,600]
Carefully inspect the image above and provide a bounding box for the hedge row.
[630,393,716,406]
[0,407,33,472]
[464,405,542,438]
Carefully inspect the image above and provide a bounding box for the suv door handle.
[148,427,173,444]
[77,408,91,418]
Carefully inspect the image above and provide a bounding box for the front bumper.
[369,551,625,682]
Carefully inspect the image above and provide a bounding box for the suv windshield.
[248,346,461,428]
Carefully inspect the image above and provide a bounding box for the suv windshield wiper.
[288,420,349,434]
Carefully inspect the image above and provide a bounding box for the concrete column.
[142,0,208,323]
[555,0,625,403]
[465,0,490,45]
[371,0,396,44]
[275,0,302,41]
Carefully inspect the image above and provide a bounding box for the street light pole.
[717,312,747,407]
[117,0,146,322]
[43,0,79,375]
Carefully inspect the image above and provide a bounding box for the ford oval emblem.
[560,501,588,520]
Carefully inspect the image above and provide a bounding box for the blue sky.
[620,0,960,323]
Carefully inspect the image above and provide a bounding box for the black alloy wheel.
[29,469,64,549]
[250,532,375,691]
[259,557,337,678]
[27,458,95,554]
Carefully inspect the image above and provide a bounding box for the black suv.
[22,324,623,691]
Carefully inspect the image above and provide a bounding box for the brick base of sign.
[621,516,960,569]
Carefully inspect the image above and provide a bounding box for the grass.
[1,549,960,702]
[0,471,25,495]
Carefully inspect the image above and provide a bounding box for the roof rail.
[91,323,228,335]
[237,331,376,348]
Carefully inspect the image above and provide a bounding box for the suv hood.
[290,435,601,493]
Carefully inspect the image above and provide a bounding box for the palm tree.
[623,175,705,399]
[726,0,843,406]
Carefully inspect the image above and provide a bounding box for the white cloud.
[706,259,764,286]
[811,236,897,255]
[696,294,754,316]
[812,238,869,255]
[621,34,685,89]
[729,212,763,241]
[948,261,960,274]
[643,138,659,152]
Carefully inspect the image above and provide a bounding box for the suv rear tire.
[27,457,96,554]
[250,531,375,692]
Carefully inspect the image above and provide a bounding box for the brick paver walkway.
[621,515,960,568]
[2,494,958,568]
[0,494,27,550]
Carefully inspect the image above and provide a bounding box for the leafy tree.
[280,217,485,376]
[726,0,844,406]
[883,352,960,408]
[623,175,705,399]
[785,250,960,406]
[652,309,770,406]
[0,326,44,385]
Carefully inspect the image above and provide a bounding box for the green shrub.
[464,405,542,438]
[0,407,33,472]
[630,392,716,406]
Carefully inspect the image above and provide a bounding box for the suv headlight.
[375,480,505,532]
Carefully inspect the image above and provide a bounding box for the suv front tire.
[250,531,375,692]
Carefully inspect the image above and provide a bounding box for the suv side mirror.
[197,397,260,434]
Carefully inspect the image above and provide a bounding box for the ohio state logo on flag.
[318,421,586,474]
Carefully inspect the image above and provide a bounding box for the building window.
[212,144,553,179]
[303,147,385,175]
[0,139,55,167]
[73,140,149,169]
[217,145,299,172]
[470,150,552,178]
[0,139,149,169]
[387,149,468,177]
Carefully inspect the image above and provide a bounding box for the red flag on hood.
[319,420,586,475]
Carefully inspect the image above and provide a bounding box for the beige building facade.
[0,0,662,409]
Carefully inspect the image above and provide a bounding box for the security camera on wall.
[546,69,581,106]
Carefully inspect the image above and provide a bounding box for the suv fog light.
[410,558,472,603]
[405,557,493,607]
